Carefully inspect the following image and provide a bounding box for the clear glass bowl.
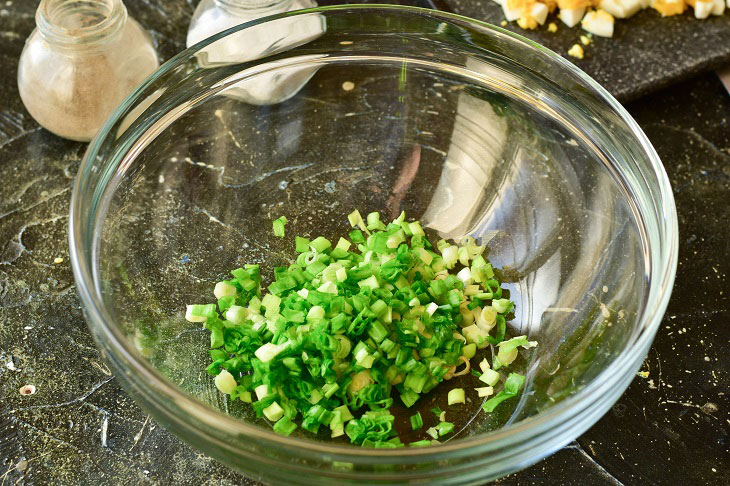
[69,6,678,485]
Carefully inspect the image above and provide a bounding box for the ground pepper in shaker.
[17,0,159,142]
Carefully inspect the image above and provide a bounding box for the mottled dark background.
[0,1,728,485]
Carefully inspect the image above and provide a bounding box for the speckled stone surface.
[0,1,728,485]
[438,0,730,102]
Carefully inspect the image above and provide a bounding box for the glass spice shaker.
[17,0,159,142]
[187,0,317,50]
[186,0,324,105]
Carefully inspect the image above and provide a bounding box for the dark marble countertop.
[0,1,728,485]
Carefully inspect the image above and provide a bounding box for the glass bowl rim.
[69,4,679,460]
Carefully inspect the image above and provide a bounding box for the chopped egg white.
[559,7,586,27]
[531,2,550,24]
[712,0,725,14]
[601,0,643,17]
[502,1,523,21]
[582,9,615,37]
[692,0,715,16]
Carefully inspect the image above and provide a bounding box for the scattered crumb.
[517,17,538,30]
[704,356,710,362]
[341,81,355,91]
[500,20,507,27]
[637,371,650,378]
[568,44,584,59]
[19,384,36,395]
[53,257,64,264]
[602,285,608,293]
[580,35,592,46]
[339,40,353,45]
[548,22,558,32]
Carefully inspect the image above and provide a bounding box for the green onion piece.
[186,304,217,322]
[310,236,331,252]
[482,373,525,413]
[400,390,420,408]
[273,416,298,436]
[410,412,423,430]
[491,298,512,314]
[447,388,465,405]
[272,216,287,238]
[479,369,501,387]
[430,407,443,417]
[295,236,310,252]
[263,401,285,421]
[214,369,237,394]
[435,421,454,437]
[461,343,476,359]
[409,440,433,447]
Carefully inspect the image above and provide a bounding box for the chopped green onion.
[263,401,285,421]
[479,369,501,386]
[491,298,512,314]
[483,373,525,413]
[410,412,423,430]
[475,386,494,397]
[435,421,454,437]
[273,416,298,436]
[214,369,237,394]
[272,216,287,238]
[191,210,528,447]
[185,304,216,322]
[447,388,465,405]
[295,236,310,252]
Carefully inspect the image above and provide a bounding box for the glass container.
[69,6,678,485]
[187,0,322,105]
[17,0,158,142]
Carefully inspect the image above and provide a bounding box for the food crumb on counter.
[568,43,585,59]
[53,257,64,264]
[548,22,558,32]
[580,34,592,45]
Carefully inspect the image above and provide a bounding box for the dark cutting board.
[324,0,730,102]
[435,0,730,101]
